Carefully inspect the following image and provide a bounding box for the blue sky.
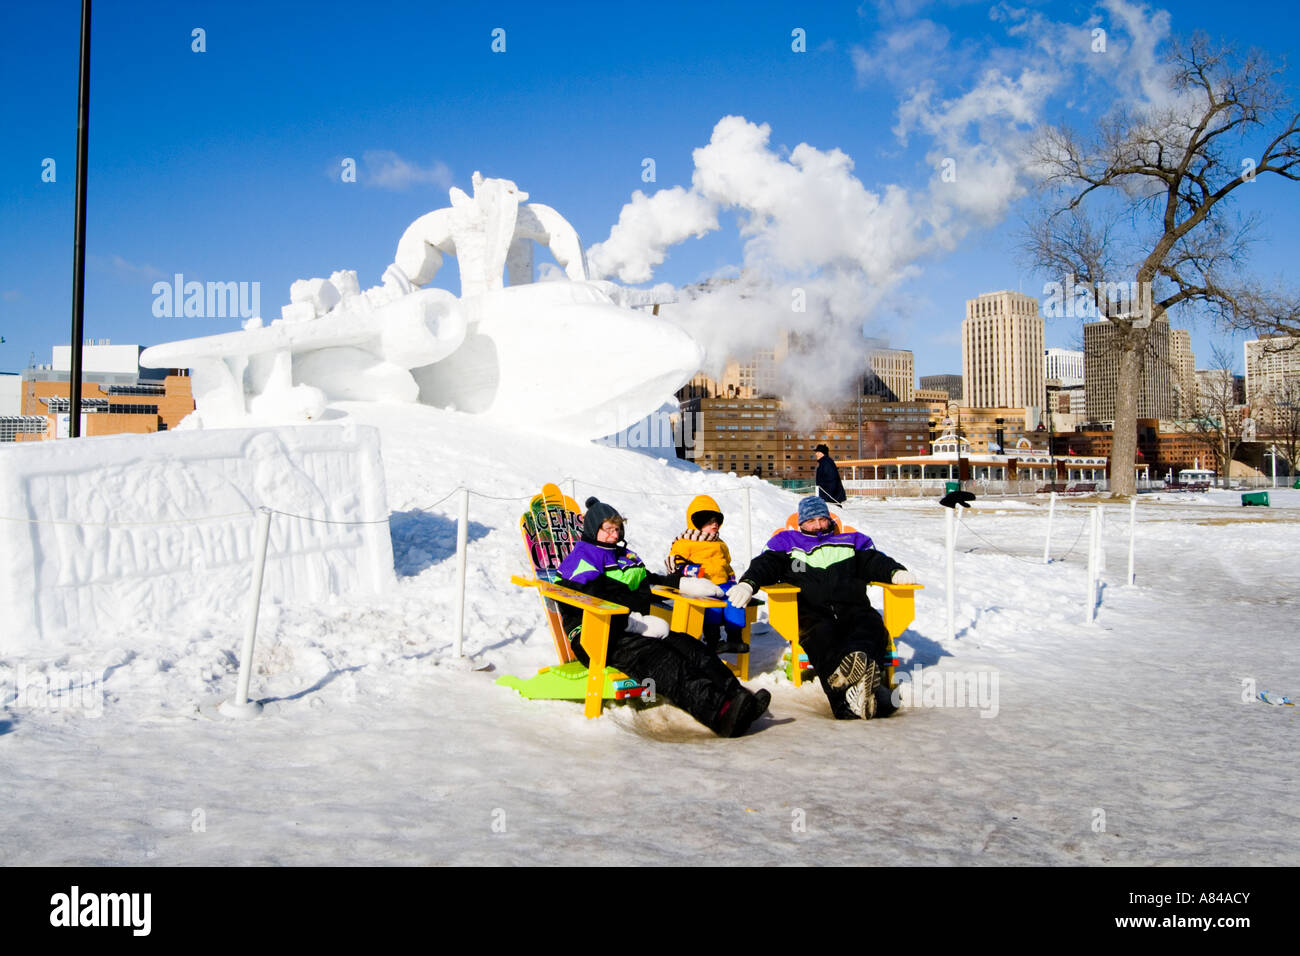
[3,0,1299,379]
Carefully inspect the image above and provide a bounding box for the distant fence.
[841,478,1145,497]
[843,475,1299,497]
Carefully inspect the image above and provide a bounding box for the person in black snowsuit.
[557,497,770,737]
[727,496,915,720]
[814,444,846,506]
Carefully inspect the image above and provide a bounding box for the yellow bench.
[758,513,922,689]
[762,582,921,688]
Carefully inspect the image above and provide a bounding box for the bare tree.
[1257,368,1300,479]
[1027,33,1300,495]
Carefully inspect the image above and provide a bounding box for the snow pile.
[1,403,1297,865]
[0,424,394,651]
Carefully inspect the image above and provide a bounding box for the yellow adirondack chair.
[501,483,742,717]
[760,513,921,690]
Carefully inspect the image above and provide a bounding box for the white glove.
[625,612,670,639]
[891,569,917,585]
[677,577,725,598]
[727,582,755,609]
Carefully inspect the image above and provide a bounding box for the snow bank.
[4,400,1298,865]
[0,424,394,651]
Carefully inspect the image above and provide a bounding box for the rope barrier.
[465,489,544,502]
[264,509,393,526]
[1,486,471,528]
[1055,517,1092,560]
[0,509,257,528]
[954,515,1091,565]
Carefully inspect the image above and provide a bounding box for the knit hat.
[582,497,624,543]
[692,510,724,530]
[797,496,830,525]
[814,443,830,457]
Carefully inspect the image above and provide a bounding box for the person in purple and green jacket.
[727,496,916,721]
[557,497,770,737]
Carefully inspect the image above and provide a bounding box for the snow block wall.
[0,424,395,651]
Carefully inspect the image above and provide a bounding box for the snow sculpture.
[142,173,698,440]
[0,424,395,649]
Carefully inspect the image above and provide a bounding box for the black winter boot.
[716,624,749,655]
[712,688,771,737]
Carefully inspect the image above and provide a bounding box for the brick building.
[681,395,932,480]
[14,343,194,441]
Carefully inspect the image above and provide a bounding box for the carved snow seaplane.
[141,173,700,440]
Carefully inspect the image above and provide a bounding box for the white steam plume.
[587,0,1179,419]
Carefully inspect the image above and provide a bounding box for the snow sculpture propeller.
[142,173,701,440]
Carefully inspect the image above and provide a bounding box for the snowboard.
[519,482,585,663]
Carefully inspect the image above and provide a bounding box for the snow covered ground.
[2,403,1297,865]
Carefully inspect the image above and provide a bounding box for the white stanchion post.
[569,477,578,506]
[222,507,272,718]
[742,486,753,561]
[1044,491,1056,564]
[1097,506,1107,573]
[946,506,956,641]
[1085,508,1098,624]
[1127,497,1137,586]
[453,487,470,658]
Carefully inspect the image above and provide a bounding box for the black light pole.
[69,0,91,437]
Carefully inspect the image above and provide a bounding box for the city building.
[0,371,46,442]
[15,342,193,441]
[937,405,1035,454]
[1044,379,1087,432]
[864,348,915,402]
[1244,335,1300,430]
[1169,328,1198,418]
[1193,368,1245,411]
[837,429,1109,494]
[680,395,933,481]
[675,332,790,402]
[1065,419,1232,481]
[962,290,1046,413]
[1083,316,1174,421]
[0,372,20,415]
[1044,348,1084,386]
[918,374,962,401]
[678,396,789,478]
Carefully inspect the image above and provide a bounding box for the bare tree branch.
[1024,32,1300,495]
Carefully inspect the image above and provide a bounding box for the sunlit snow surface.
[1,403,1296,864]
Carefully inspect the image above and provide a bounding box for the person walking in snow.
[558,497,770,737]
[727,496,916,720]
[814,444,846,506]
[665,494,748,653]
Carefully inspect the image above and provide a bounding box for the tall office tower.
[961,291,1046,411]
[1244,336,1300,428]
[1044,348,1084,386]
[1169,328,1198,418]
[864,348,915,402]
[1083,317,1174,422]
[919,374,962,401]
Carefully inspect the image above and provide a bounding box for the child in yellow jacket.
[667,495,748,653]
